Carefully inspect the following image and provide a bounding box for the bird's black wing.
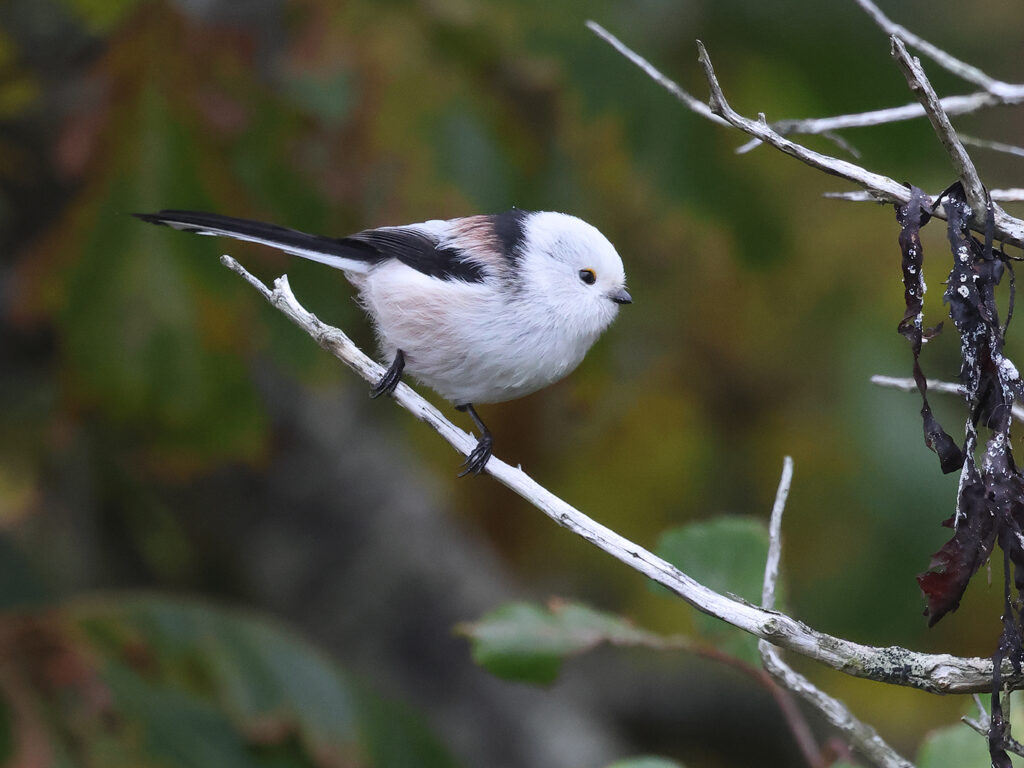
[136,210,489,282]
[342,227,486,282]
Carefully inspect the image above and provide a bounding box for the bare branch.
[702,0,1024,158]
[585,20,727,128]
[871,375,1024,424]
[853,0,1016,97]
[222,253,1023,695]
[737,91,1024,155]
[693,42,912,204]
[827,189,1024,204]
[759,459,914,768]
[959,134,1024,160]
[761,456,792,611]
[871,375,966,397]
[963,694,1024,758]
[890,37,990,219]
[586,23,1024,248]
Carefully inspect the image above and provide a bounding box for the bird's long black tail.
[134,210,379,273]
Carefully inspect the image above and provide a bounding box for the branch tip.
[220,254,272,299]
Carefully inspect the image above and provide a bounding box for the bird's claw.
[457,436,493,478]
[370,350,405,399]
[369,369,400,398]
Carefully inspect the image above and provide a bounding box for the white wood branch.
[585,20,728,129]
[759,458,914,768]
[694,39,1024,250]
[827,189,1024,204]
[890,37,990,222]
[222,254,1019,695]
[585,23,1024,249]
[963,694,1024,758]
[854,0,1018,98]
[959,136,1024,160]
[870,375,1024,424]
[599,1,1024,159]
[762,91,1024,142]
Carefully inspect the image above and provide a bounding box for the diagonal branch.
[585,20,727,129]
[222,253,1021,695]
[694,39,1024,249]
[871,375,1024,424]
[694,42,911,205]
[694,39,1020,251]
[890,37,990,221]
[785,91,1023,136]
[854,0,1016,97]
[827,189,1024,204]
[586,20,1024,248]
[963,694,1024,758]
[759,459,914,768]
[959,136,1024,160]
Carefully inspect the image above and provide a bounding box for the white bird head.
[517,211,631,338]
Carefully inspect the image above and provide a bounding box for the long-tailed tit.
[134,209,632,476]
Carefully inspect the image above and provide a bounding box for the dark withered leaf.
[921,406,964,474]
[895,185,930,341]
[894,186,965,474]
[916,479,995,626]
[898,181,1024,754]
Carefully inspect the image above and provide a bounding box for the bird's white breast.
[356,261,610,404]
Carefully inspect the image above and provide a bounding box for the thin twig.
[585,22,1024,249]
[738,0,1024,152]
[853,0,1016,97]
[870,375,1024,424]
[736,91,1024,155]
[962,694,1024,758]
[890,37,990,221]
[221,254,1021,694]
[694,42,911,210]
[827,189,1024,204]
[756,458,822,768]
[759,458,914,768]
[585,20,728,128]
[959,135,1024,160]
[761,456,793,611]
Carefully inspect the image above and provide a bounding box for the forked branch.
[585,22,1024,249]
[220,254,1019,695]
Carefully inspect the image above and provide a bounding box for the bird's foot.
[370,350,405,399]
[458,434,494,478]
[455,403,493,478]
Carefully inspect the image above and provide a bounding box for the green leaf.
[915,721,991,768]
[9,594,461,768]
[605,757,686,768]
[654,517,772,663]
[461,600,671,685]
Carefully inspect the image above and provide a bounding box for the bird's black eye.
[579,268,597,285]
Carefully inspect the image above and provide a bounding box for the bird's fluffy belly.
[359,265,593,404]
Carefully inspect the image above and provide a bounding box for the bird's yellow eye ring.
[579,268,597,285]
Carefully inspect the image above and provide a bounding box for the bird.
[134,208,632,476]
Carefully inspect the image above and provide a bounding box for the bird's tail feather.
[133,210,378,274]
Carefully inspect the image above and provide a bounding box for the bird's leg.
[370,349,405,398]
[455,403,493,477]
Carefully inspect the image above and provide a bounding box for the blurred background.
[1,0,1023,765]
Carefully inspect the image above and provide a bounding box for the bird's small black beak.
[609,287,632,305]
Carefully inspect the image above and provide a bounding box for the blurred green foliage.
[0,594,456,767]
[1,0,1023,764]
